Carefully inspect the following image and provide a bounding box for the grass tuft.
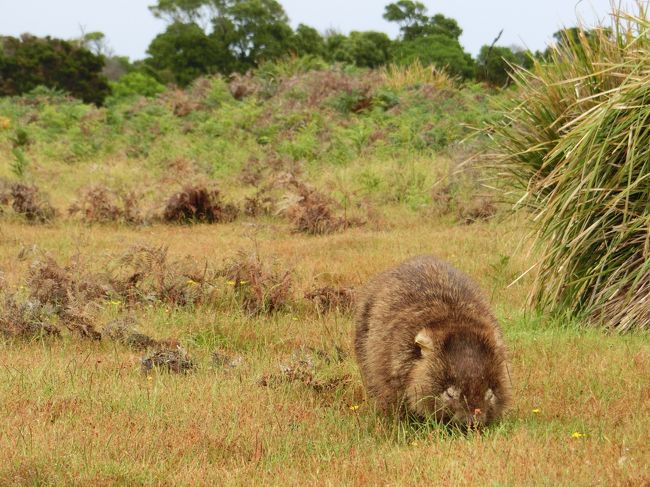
[491,3,650,331]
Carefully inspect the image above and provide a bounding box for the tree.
[0,34,110,105]
[149,0,222,26]
[391,35,475,78]
[383,1,462,41]
[146,22,231,85]
[290,24,325,57]
[217,0,293,68]
[476,45,521,86]
[147,0,294,77]
[383,1,428,39]
[331,31,392,68]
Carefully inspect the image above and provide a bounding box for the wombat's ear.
[415,329,435,356]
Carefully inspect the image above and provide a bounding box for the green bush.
[109,72,166,100]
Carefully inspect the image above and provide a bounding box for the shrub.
[10,184,55,223]
[490,5,650,331]
[108,72,165,100]
[68,185,143,224]
[162,185,238,224]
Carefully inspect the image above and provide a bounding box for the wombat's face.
[437,385,499,427]
[405,328,506,427]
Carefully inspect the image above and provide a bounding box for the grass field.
[0,66,648,486]
[1,215,648,486]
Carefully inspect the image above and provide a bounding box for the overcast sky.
[0,0,621,60]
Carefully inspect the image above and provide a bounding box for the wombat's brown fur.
[355,255,510,427]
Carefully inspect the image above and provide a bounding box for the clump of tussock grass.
[68,185,143,224]
[9,183,55,223]
[162,185,239,224]
[220,250,293,315]
[491,3,650,331]
[380,60,456,91]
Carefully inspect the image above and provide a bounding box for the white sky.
[0,0,625,60]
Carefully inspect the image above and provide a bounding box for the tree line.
[0,0,589,105]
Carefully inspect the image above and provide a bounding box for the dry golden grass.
[0,213,648,486]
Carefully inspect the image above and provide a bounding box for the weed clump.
[163,185,238,224]
[283,179,363,235]
[243,191,276,217]
[460,197,497,224]
[10,184,55,223]
[258,350,351,393]
[212,349,245,369]
[26,256,106,311]
[69,185,143,224]
[304,286,355,314]
[109,245,212,306]
[221,251,292,315]
[141,346,195,374]
[102,319,160,350]
[0,297,60,340]
[59,308,102,340]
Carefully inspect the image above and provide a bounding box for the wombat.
[354,255,510,427]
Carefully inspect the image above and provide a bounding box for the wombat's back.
[354,255,500,412]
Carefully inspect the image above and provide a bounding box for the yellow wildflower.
[227,280,236,286]
[410,440,419,447]
[186,279,198,286]
[349,405,360,411]
[109,300,122,306]
[571,432,585,439]
[0,117,10,129]
[532,408,541,414]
